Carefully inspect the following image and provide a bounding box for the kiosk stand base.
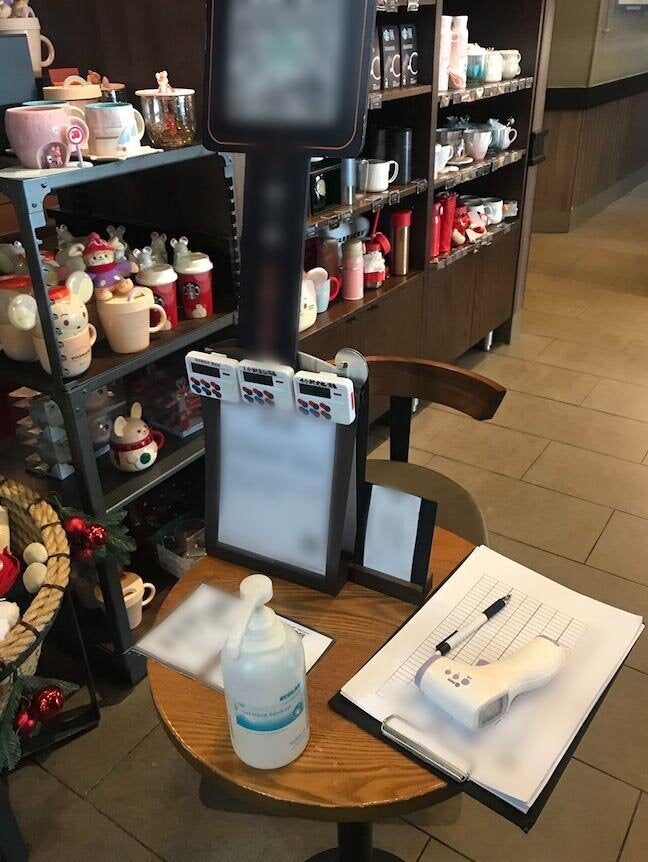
[307,823,404,862]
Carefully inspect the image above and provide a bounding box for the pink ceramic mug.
[5,105,88,170]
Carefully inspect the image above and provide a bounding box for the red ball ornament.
[73,546,94,563]
[86,524,107,549]
[14,706,39,737]
[31,685,65,722]
[64,516,87,537]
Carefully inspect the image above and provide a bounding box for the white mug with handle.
[357,159,400,193]
[500,49,522,80]
[85,102,145,158]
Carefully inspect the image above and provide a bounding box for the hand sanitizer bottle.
[221,574,310,769]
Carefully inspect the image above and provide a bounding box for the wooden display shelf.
[433,148,526,191]
[305,179,428,239]
[0,311,235,397]
[429,220,517,269]
[370,84,434,109]
[299,269,424,340]
[438,77,534,108]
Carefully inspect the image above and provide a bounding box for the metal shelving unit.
[0,145,237,685]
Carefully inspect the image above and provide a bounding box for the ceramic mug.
[437,128,464,158]
[357,159,400,193]
[84,102,145,158]
[0,18,55,77]
[97,286,167,354]
[4,105,88,169]
[482,197,504,225]
[307,267,341,313]
[489,125,518,151]
[434,143,454,177]
[32,326,97,377]
[463,129,492,161]
[500,49,522,80]
[484,50,504,83]
[0,323,37,362]
[94,573,156,629]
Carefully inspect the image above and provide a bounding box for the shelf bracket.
[529,129,549,167]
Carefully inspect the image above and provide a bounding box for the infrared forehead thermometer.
[416,637,567,732]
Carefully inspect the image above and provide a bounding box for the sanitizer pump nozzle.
[224,574,276,660]
[221,574,310,769]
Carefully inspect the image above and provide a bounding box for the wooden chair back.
[366,356,506,462]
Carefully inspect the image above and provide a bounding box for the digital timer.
[237,359,296,411]
[185,350,241,403]
[293,371,355,425]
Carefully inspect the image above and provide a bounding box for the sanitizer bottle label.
[233,682,305,732]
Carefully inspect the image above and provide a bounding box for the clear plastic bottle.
[221,575,309,769]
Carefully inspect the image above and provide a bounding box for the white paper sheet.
[363,485,422,582]
[134,582,333,689]
[341,545,644,812]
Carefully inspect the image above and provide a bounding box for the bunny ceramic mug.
[463,129,492,161]
[500,50,522,80]
[4,105,88,169]
[306,267,341,313]
[357,159,400,193]
[84,102,145,158]
[97,286,167,354]
[31,327,97,377]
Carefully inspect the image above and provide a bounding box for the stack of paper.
[341,546,643,812]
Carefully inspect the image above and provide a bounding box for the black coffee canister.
[364,126,388,161]
[387,127,413,184]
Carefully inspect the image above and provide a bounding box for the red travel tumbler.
[430,202,442,259]
[437,192,457,255]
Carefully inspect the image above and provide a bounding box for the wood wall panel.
[471,228,520,343]
[534,110,583,215]
[535,88,648,231]
[421,257,477,362]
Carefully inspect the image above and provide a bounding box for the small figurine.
[155,70,173,94]
[131,247,154,270]
[170,236,190,266]
[83,233,137,300]
[0,1,14,20]
[150,231,168,264]
[11,0,34,17]
[107,225,129,261]
[110,403,165,473]
[56,224,76,249]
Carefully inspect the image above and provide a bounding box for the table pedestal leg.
[307,822,404,862]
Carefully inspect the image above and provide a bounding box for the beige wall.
[548,0,600,87]
[548,0,648,87]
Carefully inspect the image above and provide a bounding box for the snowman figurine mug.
[110,402,165,472]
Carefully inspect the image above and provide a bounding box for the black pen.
[434,593,512,656]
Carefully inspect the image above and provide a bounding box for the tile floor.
[9,183,648,861]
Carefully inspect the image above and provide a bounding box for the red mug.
[175,253,213,319]
[437,192,458,255]
[136,264,178,328]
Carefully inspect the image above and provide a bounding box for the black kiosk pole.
[237,148,310,366]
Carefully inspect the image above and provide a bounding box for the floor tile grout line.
[519,438,552,481]
[415,835,432,862]
[405,820,476,862]
[39,720,160,799]
[616,792,642,862]
[488,529,648,595]
[571,755,647,799]
[583,508,616,569]
[20,762,166,861]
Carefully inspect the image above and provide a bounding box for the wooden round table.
[149,528,474,862]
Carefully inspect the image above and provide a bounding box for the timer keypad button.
[244,394,254,403]
[320,404,331,412]
[298,399,308,407]
[253,389,262,397]
[243,387,252,395]
[264,391,274,400]
[299,406,309,415]
[323,412,332,420]
[310,408,320,417]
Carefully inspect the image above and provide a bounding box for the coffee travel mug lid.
[136,264,178,287]
[174,253,213,274]
[391,209,412,228]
